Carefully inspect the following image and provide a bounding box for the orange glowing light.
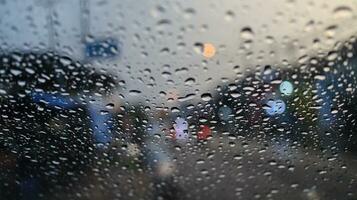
[202,43,216,58]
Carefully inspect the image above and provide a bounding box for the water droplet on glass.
[201,93,212,101]
[225,10,235,21]
[240,27,254,40]
[333,6,353,19]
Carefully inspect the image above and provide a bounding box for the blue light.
[174,117,188,141]
[85,38,120,59]
[279,81,293,96]
[31,92,77,109]
[265,99,286,116]
[88,105,113,145]
[218,106,232,121]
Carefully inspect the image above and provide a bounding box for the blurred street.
[2,0,357,200]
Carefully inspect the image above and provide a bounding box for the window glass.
[1,0,357,199]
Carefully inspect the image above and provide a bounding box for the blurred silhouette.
[0,52,118,199]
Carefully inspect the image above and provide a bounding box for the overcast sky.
[1,0,357,106]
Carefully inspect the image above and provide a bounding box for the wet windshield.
[1,0,357,200]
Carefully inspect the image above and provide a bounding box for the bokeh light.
[265,99,286,115]
[203,43,216,58]
[218,106,232,121]
[280,81,293,96]
[174,117,189,141]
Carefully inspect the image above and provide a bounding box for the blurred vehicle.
[210,39,357,152]
[0,52,118,199]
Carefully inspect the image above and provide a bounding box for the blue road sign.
[85,38,120,59]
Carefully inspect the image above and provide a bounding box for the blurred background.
[1,0,357,199]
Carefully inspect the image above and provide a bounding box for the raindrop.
[0,89,6,95]
[59,57,71,66]
[263,65,272,75]
[184,78,196,85]
[183,8,196,19]
[10,69,22,76]
[230,92,241,98]
[129,90,141,96]
[225,10,235,21]
[193,42,204,54]
[333,6,353,19]
[240,27,254,40]
[105,103,115,109]
[201,93,212,101]
[327,51,338,61]
[325,25,337,38]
